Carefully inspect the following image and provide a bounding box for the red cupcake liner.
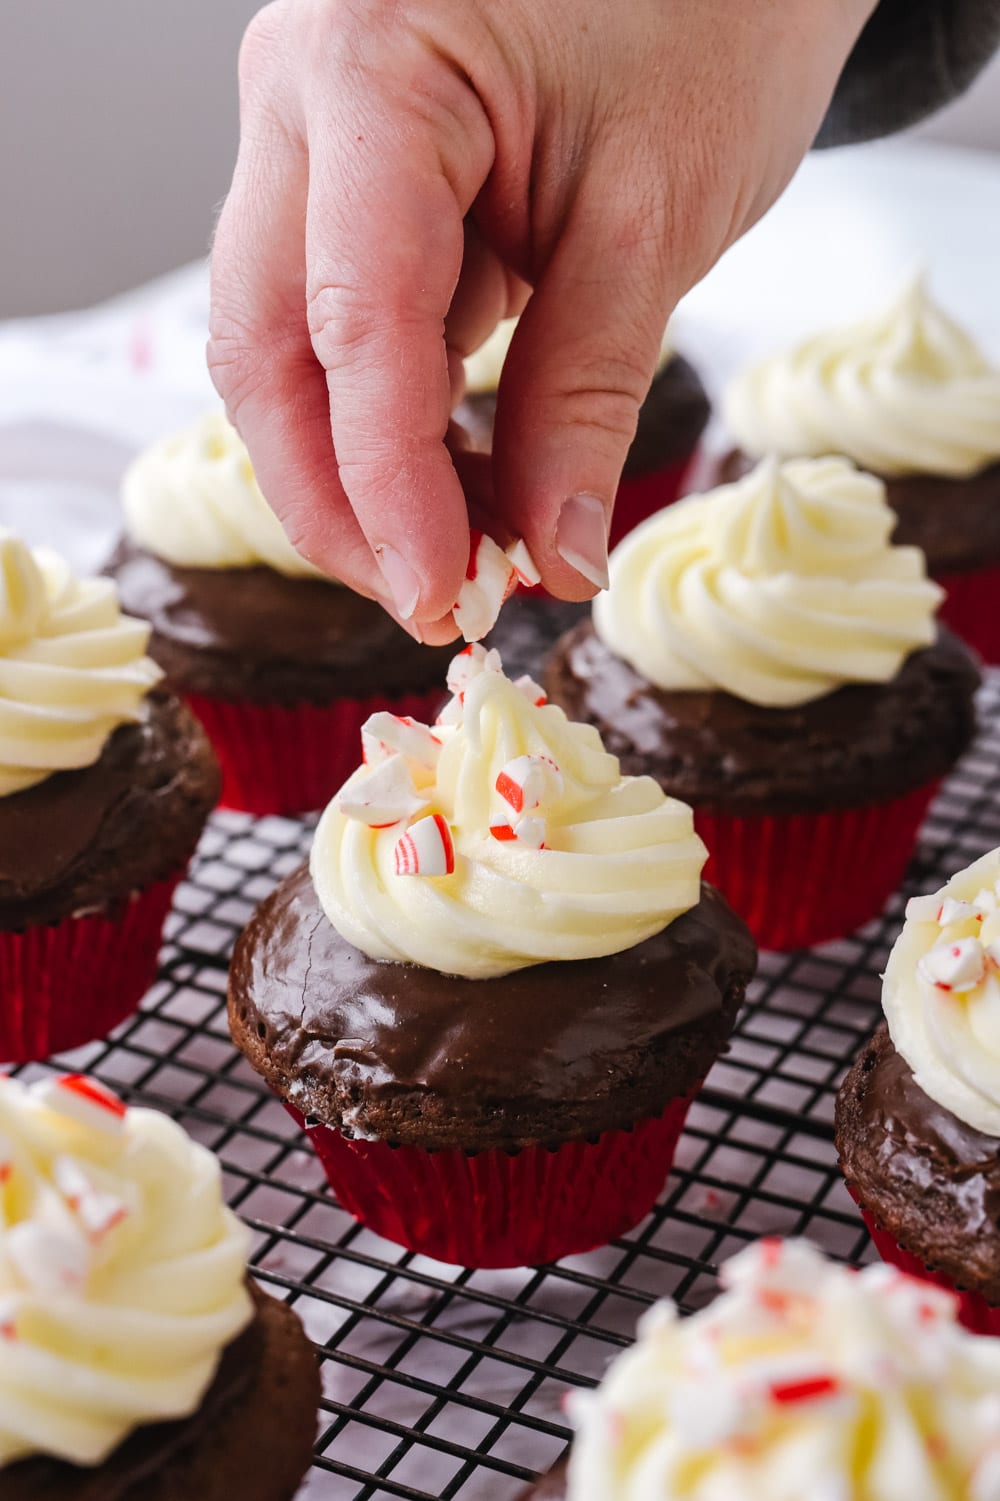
[0,873,182,1063]
[695,779,940,951]
[519,453,697,598]
[934,564,1000,666]
[857,1205,1000,1336]
[183,689,445,817]
[285,1092,695,1268]
[610,456,697,548]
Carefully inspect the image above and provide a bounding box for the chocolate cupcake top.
[0,1073,252,1470]
[310,643,707,978]
[557,1238,1000,1501]
[0,530,162,797]
[884,846,1000,1137]
[723,278,1000,479]
[121,410,321,578]
[592,456,942,708]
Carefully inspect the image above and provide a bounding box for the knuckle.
[238,3,287,89]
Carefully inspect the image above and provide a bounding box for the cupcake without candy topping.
[722,278,1000,661]
[545,455,979,950]
[229,644,756,1268]
[518,1238,1000,1501]
[455,317,710,554]
[838,845,1000,1335]
[0,1072,318,1500]
[108,410,454,815]
[0,530,219,1061]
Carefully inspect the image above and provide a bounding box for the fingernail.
[556,494,610,590]
[375,545,420,620]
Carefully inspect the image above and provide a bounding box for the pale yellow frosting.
[0,530,162,797]
[464,318,674,395]
[122,410,323,577]
[567,1238,1000,1501]
[592,456,942,707]
[0,1074,252,1468]
[724,277,1000,478]
[311,645,706,979]
[885,846,1000,1136]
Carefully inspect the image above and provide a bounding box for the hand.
[209,0,874,639]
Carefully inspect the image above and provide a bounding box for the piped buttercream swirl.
[310,645,706,978]
[122,410,323,577]
[884,846,1000,1136]
[592,455,942,707]
[567,1237,1000,1501]
[724,277,1000,478]
[0,530,162,797]
[0,1074,252,1469]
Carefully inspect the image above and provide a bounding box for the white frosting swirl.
[592,456,942,708]
[0,531,162,797]
[464,318,673,395]
[567,1238,1000,1501]
[884,847,1000,1135]
[724,277,1000,478]
[311,646,706,979]
[122,410,323,577]
[0,1073,252,1469]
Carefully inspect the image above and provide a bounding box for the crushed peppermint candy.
[918,936,988,993]
[453,531,518,642]
[393,814,455,877]
[338,757,428,828]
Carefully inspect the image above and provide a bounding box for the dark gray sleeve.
[817,0,1000,146]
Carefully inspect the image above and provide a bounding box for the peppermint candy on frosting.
[564,1238,1000,1501]
[885,849,1000,1135]
[311,645,706,978]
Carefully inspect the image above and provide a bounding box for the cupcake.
[518,1238,1000,1500]
[108,410,454,816]
[229,645,756,1268]
[544,456,979,951]
[0,530,219,1061]
[0,1071,318,1499]
[455,318,710,554]
[722,277,1000,662]
[838,846,1000,1335]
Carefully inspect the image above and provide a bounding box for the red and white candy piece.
[905,894,944,923]
[505,538,541,587]
[0,1299,17,1342]
[361,712,442,770]
[938,897,978,927]
[7,1222,90,1294]
[918,936,987,993]
[975,888,999,915]
[54,1157,129,1243]
[514,674,547,708]
[445,643,502,700]
[490,814,546,849]
[339,758,428,828]
[495,754,563,815]
[35,1075,127,1137]
[453,531,517,642]
[767,1374,841,1407]
[393,814,456,877]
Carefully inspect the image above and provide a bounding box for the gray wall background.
[1,3,998,319]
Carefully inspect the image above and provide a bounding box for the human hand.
[209,0,874,640]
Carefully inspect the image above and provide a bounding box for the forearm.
[819,0,1000,145]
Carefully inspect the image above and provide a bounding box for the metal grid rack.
[13,603,1000,1501]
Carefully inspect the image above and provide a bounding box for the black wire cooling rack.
[14,599,1000,1501]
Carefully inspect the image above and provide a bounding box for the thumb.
[492,183,675,599]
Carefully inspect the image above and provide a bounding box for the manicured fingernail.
[375,545,420,620]
[556,494,610,590]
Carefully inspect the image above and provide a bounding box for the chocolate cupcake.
[722,277,1000,662]
[0,530,219,1061]
[0,1071,318,1499]
[837,846,1000,1335]
[545,456,979,950]
[229,645,755,1267]
[455,317,710,554]
[518,1238,1000,1501]
[109,410,454,815]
